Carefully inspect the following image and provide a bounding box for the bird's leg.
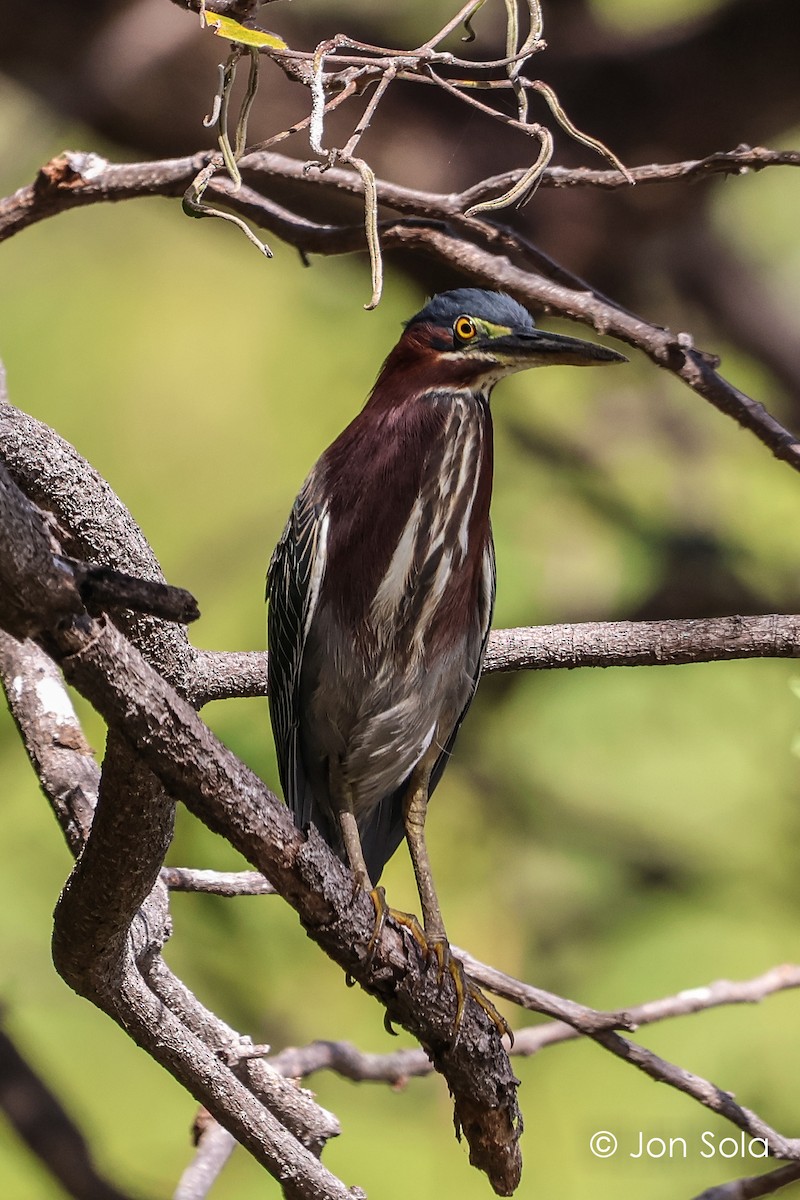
[402,746,447,945]
[328,758,423,969]
[328,756,372,891]
[403,745,510,1045]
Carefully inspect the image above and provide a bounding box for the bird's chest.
[329,397,491,658]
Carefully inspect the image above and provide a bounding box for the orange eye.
[454,316,477,343]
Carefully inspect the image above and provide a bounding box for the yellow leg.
[329,752,510,1043]
[403,746,511,1045]
[329,758,425,971]
[328,757,372,892]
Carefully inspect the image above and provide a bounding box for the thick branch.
[54,613,522,1193]
[0,414,521,1195]
[0,403,350,1193]
[0,631,342,1169]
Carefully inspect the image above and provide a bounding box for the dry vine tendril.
[187,0,632,307]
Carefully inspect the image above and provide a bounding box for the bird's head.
[382,288,626,393]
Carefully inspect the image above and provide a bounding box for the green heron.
[267,288,624,1034]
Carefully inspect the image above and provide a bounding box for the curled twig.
[465,125,553,215]
[186,0,629,288]
[185,33,272,255]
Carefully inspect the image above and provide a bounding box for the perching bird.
[267,288,624,1030]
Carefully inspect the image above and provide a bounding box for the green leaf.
[202,11,287,50]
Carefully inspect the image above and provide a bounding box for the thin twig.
[14,146,796,471]
[264,965,800,1099]
[173,1114,237,1200]
[162,866,275,895]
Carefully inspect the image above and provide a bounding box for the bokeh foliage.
[1,1,799,1195]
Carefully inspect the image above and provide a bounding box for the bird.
[267,288,625,1036]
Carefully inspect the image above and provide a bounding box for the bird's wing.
[431,535,496,793]
[266,475,329,823]
[359,536,497,884]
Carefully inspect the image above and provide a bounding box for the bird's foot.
[364,886,428,969]
[358,896,510,1045]
[427,935,512,1047]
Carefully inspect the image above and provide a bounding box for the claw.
[364,886,389,967]
[467,980,513,1046]
[358,890,510,1047]
[425,935,511,1046]
[363,886,428,969]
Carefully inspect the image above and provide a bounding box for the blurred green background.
[2,0,800,1197]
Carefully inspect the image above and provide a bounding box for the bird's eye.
[454,316,477,344]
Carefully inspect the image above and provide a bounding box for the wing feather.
[267,476,328,826]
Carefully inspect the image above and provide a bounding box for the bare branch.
[270,1040,431,1087]
[69,562,200,624]
[2,147,797,475]
[268,964,800,1087]
[56,614,522,1192]
[379,221,800,471]
[174,1113,237,1200]
[3,145,797,244]
[142,955,340,1156]
[0,644,355,1198]
[190,613,800,706]
[267,964,800,1174]
[161,865,275,895]
[0,632,97,854]
[510,964,800,1054]
[0,399,351,1196]
[482,615,800,672]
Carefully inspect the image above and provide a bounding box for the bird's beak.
[488,328,627,368]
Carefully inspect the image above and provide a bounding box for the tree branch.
[190,613,800,704]
[0,402,522,1195]
[161,865,276,895]
[482,615,800,672]
[69,561,200,625]
[174,1112,237,1200]
[0,400,351,1195]
[3,146,798,246]
[2,146,797,475]
[692,1161,800,1200]
[266,964,800,1086]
